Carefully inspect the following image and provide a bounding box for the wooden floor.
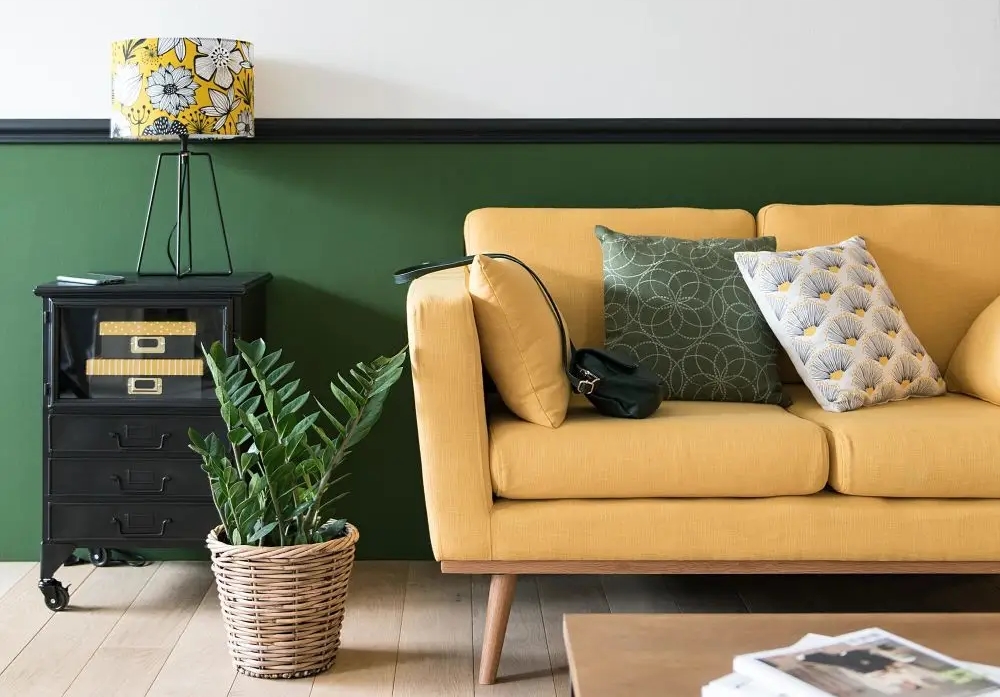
[1,562,1000,697]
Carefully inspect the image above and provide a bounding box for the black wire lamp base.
[136,134,234,277]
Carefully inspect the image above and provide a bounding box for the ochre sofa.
[404,204,1000,684]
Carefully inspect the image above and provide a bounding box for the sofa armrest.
[407,267,492,561]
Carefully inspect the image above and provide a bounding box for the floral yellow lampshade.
[111,38,254,140]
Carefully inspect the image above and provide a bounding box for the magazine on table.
[704,631,1000,697]
[701,630,1000,697]
[704,634,832,697]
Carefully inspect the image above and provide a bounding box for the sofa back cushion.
[464,207,755,348]
[758,204,1000,375]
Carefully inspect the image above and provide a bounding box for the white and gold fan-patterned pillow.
[734,236,945,413]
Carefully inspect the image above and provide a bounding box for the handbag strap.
[394,255,591,392]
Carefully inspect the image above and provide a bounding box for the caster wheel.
[89,548,110,567]
[39,580,69,611]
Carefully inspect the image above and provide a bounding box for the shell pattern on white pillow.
[734,236,946,412]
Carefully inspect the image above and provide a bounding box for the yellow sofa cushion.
[946,294,1000,406]
[487,494,1000,561]
[758,204,1000,379]
[786,385,1000,498]
[468,254,570,427]
[465,207,755,349]
[488,397,828,499]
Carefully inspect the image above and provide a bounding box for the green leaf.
[206,433,226,460]
[337,373,366,407]
[347,395,391,447]
[315,398,346,434]
[277,379,301,401]
[230,382,256,407]
[188,428,208,456]
[241,395,261,416]
[350,367,373,388]
[264,389,282,419]
[227,426,250,447]
[329,381,359,419]
[242,410,265,437]
[247,520,278,544]
[209,341,229,373]
[278,391,310,420]
[287,412,319,442]
[277,413,298,438]
[311,423,337,447]
[236,338,267,366]
[266,362,295,385]
[239,451,256,477]
[296,458,325,480]
[224,354,242,377]
[254,429,279,454]
[225,369,248,394]
[283,432,309,459]
[257,349,283,375]
[291,496,316,519]
[249,472,266,501]
[220,403,242,430]
[202,348,225,388]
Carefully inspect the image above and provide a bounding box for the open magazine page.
[705,635,836,697]
[708,636,1000,697]
[732,628,1000,697]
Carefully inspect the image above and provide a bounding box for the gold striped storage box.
[87,320,204,398]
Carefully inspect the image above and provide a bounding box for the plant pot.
[206,523,360,679]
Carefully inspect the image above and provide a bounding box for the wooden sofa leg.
[478,573,517,685]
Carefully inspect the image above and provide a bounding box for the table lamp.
[111,37,254,277]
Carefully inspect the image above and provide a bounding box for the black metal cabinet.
[33,273,271,610]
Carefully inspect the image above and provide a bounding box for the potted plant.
[188,338,407,679]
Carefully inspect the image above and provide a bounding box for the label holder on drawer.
[130,336,166,354]
[127,377,162,395]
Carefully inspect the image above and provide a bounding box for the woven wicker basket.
[206,523,360,679]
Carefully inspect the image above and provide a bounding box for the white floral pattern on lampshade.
[111,38,253,140]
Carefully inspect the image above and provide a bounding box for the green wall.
[2,141,1000,561]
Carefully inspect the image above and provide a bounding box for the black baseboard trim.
[5,118,1000,144]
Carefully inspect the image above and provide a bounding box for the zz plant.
[188,338,407,547]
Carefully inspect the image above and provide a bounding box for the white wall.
[3,0,999,119]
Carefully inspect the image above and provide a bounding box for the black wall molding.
[5,118,1000,144]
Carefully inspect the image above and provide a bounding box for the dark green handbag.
[393,253,664,419]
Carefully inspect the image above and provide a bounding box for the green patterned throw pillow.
[596,226,787,404]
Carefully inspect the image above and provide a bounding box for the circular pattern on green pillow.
[596,226,787,405]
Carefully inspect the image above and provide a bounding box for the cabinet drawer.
[47,503,219,542]
[48,414,225,455]
[47,458,210,498]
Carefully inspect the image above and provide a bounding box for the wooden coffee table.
[564,613,1000,696]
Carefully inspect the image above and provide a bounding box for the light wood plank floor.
[1,561,999,697]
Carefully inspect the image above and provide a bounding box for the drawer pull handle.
[109,473,171,494]
[130,336,166,354]
[111,515,172,537]
[108,432,170,451]
[127,377,163,395]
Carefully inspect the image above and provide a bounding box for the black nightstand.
[32,273,271,610]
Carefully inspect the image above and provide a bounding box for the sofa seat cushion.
[488,397,828,499]
[786,385,1000,497]
[488,494,1000,561]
